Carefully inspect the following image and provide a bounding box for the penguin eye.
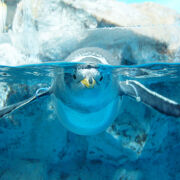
[73,74,77,80]
[99,76,103,81]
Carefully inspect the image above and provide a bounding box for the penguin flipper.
[0,86,52,118]
[119,80,180,117]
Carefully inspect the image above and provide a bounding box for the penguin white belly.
[53,94,121,135]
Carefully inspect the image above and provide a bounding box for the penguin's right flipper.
[119,80,180,117]
[0,86,52,118]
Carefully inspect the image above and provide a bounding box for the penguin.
[0,47,180,135]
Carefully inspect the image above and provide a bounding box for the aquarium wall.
[0,0,180,180]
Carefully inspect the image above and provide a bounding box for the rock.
[113,168,142,180]
[132,2,180,25]
[78,27,180,64]
[0,159,47,180]
[9,0,180,63]
[12,0,97,32]
[5,0,180,30]
[61,0,180,63]
[0,83,10,108]
[11,0,98,61]
[62,0,180,26]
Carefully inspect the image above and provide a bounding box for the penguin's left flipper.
[119,80,180,117]
[0,86,53,119]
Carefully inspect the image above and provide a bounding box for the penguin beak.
[81,77,96,88]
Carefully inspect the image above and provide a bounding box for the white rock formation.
[8,0,180,63]
[62,0,180,26]
[62,0,180,59]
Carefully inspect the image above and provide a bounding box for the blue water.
[0,62,180,179]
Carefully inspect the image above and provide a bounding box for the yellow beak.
[81,78,96,88]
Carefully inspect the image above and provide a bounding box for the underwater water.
[0,62,180,180]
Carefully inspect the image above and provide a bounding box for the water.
[1,62,180,100]
[0,0,180,179]
[0,62,180,179]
